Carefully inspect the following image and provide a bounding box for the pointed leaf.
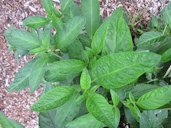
[131,84,159,99]
[39,109,57,128]
[156,37,171,54]
[41,0,54,16]
[29,56,48,93]
[162,48,171,62]
[0,112,23,128]
[45,59,85,82]
[39,27,51,49]
[81,0,100,38]
[92,51,161,89]
[110,90,119,107]
[80,68,91,90]
[32,86,76,112]
[5,28,40,50]
[67,40,84,59]
[91,20,110,55]
[150,16,159,28]
[60,0,73,12]
[113,107,120,128]
[123,100,141,122]
[62,2,81,22]
[124,108,138,127]
[55,93,81,128]
[161,2,171,28]
[56,16,85,50]
[103,8,133,53]
[66,114,105,128]
[23,16,50,28]
[86,93,117,128]
[137,31,164,51]
[7,59,35,92]
[137,86,171,109]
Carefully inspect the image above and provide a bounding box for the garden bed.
[0,0,169,127]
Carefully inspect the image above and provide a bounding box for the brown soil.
[0,0,169,127]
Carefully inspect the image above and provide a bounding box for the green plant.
[0,112,24,128]
[4,0,171,128]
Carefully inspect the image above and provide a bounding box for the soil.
[0,0,169,127]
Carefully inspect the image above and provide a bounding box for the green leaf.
[81,0,100,38]
[162,48,171,62]
[102,8,133,53]
[123,100,141,122]
[41,0,54,16]
[79,34,91,47]
[86,93,118,128]
[80,68,91,90]
[0,112,23,128]
[137,86,171,109]
[140,110,168,128]
[39,27,51,49]
[60,0,73,13]
[23,16,50,28]
[29,47,46,54]
[55,93,81,128]
[45,59,85,82]
[29,56,48,93]
[163,110,171,128]
[150,16,159,29]
[91,19,110,55]
[5,28,41,50]
[110,90,119,107]
[62,2,81,22]
[113,107,120,128]
[67,39,84,59]
[7,59,35,92]
[156,37,171,54]
[51,14,63,31]
[39,109,57,128]
[161,2,171,28]
[92,51,161,89]
[32,86,76,112]
[137,31,164,51]
[66,114,105,128]
[124,108,138,128]
[56,16,85,50]
[131,84,159,99]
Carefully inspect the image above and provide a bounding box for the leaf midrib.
[139,32,163,44]
[62,0,71,12]
[11,31,39,45]
[10,73,30,90]
[94,63,140,81]
[36,90,74,108]
[90,95,114,127]
[58,18,83,46]
[25,18,48,25]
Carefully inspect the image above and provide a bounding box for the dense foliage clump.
[1,0,171,128]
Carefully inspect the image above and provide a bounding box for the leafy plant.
[5,0,171,128]
[0,112,24,128]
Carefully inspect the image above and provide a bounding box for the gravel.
[0,0,169,127]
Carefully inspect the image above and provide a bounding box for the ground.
[0,0,169,127]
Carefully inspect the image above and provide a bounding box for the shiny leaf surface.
[32,86,76,112]
[92,51,161,89]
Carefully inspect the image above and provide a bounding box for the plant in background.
[0,113,23,128]
[3,0,171,128]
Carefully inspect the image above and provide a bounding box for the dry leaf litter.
[0,0,169,127]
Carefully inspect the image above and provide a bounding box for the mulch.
[0,0,169,127]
